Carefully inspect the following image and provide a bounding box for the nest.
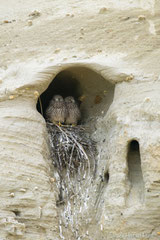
[46,122,97,240]
[47,122,97,205]
[47,122,97,174]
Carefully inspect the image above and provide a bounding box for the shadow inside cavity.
[37,66,115,124]
[127,140,144,206]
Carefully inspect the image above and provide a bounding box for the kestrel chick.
[65,96,81,125]
[46,95,66,125]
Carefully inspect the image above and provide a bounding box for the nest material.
[47,122,97,174]
[47,122,97,205]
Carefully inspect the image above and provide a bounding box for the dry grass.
[47,122,97,204]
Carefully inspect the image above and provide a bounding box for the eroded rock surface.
[0,0,160,239]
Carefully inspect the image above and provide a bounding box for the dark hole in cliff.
[129,140,139,152]
[12,210,21,217]
[37,66,114,124]
[127,140,144,204]
[104,171,109,183]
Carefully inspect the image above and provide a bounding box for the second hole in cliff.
[127,140,144,205]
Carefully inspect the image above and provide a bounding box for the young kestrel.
[65,96,81,125]
[46,95,66,125]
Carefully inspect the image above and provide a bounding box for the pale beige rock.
[0,0,160,240]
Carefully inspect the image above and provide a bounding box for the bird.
[65,96,81,125]
[45,95,66,125]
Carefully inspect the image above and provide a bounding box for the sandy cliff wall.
[0,0,160,239]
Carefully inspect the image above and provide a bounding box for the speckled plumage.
[46,95,66,124]
[65,96,81,125]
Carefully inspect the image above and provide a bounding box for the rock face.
[1,0,160,239]
[0,96,59,239]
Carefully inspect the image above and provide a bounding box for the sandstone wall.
[0,0,160,239]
